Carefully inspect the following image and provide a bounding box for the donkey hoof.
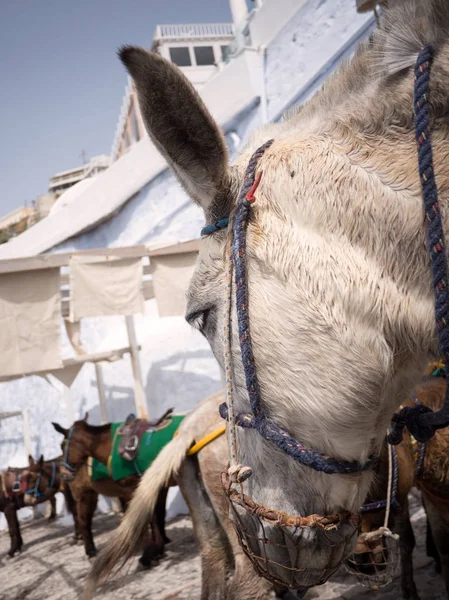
[69,536,81,546]
[87,550,98,559]
[138,557,152,570]
[163,536,171,544]
[403,591,421,600]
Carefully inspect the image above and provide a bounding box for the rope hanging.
[360,444,400,514]
[388,44,449,445]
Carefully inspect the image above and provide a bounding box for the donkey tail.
[83,428,195,599]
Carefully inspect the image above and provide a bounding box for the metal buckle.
[125,435,138,452]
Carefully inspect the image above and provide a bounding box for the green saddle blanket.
[90,415,185,482]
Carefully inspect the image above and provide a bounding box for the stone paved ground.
[0,491,446,599]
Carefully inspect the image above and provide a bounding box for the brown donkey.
[0,456,59,557]
[28,455,63,522]
[348,376,449,599]
[52,416,168,564]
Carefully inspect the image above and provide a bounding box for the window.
[194,46,215,66]
[221,45,231,63]
[169,47,191,67]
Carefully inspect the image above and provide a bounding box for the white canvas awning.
[69,255,145,322]
[0,268,63,378]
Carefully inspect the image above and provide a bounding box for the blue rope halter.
[388,45,449,445]
[201,218,230,237]
[61,427,76,472]
[24,472,45,500]
[204,140,376,475]
[49,461,57,489]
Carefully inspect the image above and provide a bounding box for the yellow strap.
[425,359,445,375]
[87,456,93,478]
[186,425,226,456]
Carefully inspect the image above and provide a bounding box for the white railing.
[111,77,134,160]
[155,23,234,39]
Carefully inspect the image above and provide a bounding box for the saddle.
[117,408,174,461]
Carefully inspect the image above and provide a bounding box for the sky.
[0,0,232,215]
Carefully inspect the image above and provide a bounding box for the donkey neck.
[83,424,112,466]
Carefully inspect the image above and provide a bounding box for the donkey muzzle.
[11,481,22,494]
[223,473,358,588]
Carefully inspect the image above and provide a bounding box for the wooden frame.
[0,240,200,424]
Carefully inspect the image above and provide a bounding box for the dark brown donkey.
[347,376,449,600]
[28,455,63,521]
[52,415,168,564]
[0,457,59,557]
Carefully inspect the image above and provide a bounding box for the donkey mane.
[374,0,449,75]
[284,0,449,137]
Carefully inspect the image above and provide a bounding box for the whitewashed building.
[0,0,377,523]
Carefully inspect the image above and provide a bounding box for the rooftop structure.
[111,21,236,161]
[48,154,111,196]
[0,206,35,233]
[152,22,235,79]
[33,193,57,220]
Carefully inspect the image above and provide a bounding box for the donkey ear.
[28,455,35,466]
[52,422,69,437]
[119,46,228,211]
[38,455,44,467]
[83,412,88,422]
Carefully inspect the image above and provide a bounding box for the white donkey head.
[120,0,449,587]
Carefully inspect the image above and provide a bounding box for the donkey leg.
[138,508,166,569]
[118,496,128,513]
[4,504,22,557]
[48,495,57,521]
[77,490,99,558]
[396,499,420,600]
[155,486,171,544]
[177,456,230,600]
[423,497,449,596]
[426,515,442,573]
[138,488,168,568]
[197,444,273,600]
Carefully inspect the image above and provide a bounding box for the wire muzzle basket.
[345,526,400,590]
[222,472,359,589]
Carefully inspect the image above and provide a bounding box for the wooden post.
[21,408,32,457]
[94,363,108,424]
[125,315,148,419]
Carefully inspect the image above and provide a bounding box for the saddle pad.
[89,456,110,482]
[108,415,185,481]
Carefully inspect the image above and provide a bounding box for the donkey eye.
[186,310,208,331]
